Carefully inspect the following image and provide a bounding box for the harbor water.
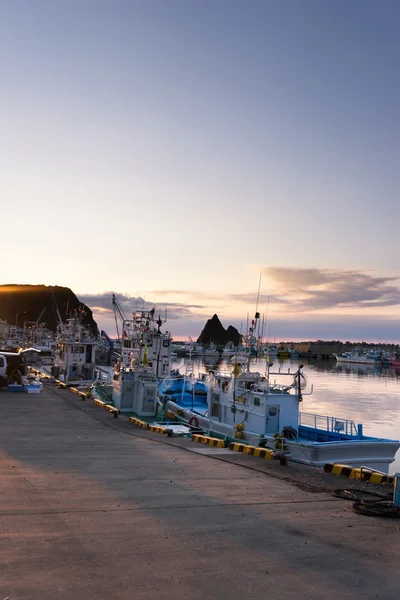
[172,355,400,473]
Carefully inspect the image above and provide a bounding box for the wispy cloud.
[149,268,400,313]
[78,291,207,321]
[262,267,400,311]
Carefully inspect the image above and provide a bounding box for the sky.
[0,0,399,342]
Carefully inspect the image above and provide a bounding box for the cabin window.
[253,397,260,407]
[0,357,4,368]
[71,346,84,354]
[269,407,278,416]
[163,340,170,347]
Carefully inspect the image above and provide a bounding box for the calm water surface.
[172,355,400,473]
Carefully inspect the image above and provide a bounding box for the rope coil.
[332,488,400,518]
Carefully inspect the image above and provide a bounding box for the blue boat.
[159,377,209,415]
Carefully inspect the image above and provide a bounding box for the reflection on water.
[172,355,400,472]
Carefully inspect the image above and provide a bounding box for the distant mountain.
[197,314,241,346]
[0,284,98,334]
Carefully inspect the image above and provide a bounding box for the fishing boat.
[93,298,199,425]
[334,349,390,366]
[163,311,400,473]
[52,314,98,385]
[262,345,278,357]
[389,353,400,367]
[221,342,237,357]
[277,346,298,359]
[230,351,251,366]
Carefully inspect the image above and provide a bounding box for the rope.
[352,501,400,519]
[332,488,399,518]
[332,488,391,502]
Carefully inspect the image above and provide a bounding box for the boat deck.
[0,384,399,599]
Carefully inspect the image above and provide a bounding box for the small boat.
[389,353,400,367]
[262,345,278,357]
[277,346,298,359]
[221,342,237,357]
[230,352,251,366]
[334,349,390,366]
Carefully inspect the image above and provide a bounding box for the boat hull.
[335,357,378,365]
[274,439,400,473]
[166,400,400,473]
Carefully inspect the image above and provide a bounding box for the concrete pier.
[0,385,399,599]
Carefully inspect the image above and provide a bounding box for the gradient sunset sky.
[1,1,399,341]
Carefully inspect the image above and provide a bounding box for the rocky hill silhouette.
[0,284,98,334]
[197,314,241,346]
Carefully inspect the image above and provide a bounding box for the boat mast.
[247,275,261,372]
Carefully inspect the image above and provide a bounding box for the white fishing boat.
[262,345,278,357]
[52,314,98,386]
[163,310,400,473]
[106,296,173,414]
[334,348,390,365]
[221,342,238,357]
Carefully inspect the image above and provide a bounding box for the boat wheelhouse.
[53,317,97,385]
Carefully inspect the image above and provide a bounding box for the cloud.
[262,267,400,311]
[227,292,285,306]
[79,269,400,318]
[77,291,208,323]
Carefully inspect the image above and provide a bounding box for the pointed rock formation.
[197,314,241,347]
[226,325,241,346]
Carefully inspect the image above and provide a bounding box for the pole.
[261,313,265,346]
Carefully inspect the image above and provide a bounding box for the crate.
[8,384,24,393]
[24,383,42,394]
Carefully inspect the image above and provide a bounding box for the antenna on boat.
[255,273,262,315]
[264,295,270,343]
[246,275,262,372]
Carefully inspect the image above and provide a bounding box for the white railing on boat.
[299,412,359,436]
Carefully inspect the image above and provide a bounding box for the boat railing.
[299,412,359,437]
